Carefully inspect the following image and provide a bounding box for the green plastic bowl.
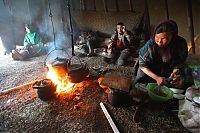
[147,83,174,103]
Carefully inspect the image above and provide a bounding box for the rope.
[44,0,60,67]
[43,0,73,67]
[3,0,13,15]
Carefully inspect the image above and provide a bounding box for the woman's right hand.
[156,76,166,85]
[140,67,165,85]
[107,44,112,54]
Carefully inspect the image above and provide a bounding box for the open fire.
[47,64,75,94]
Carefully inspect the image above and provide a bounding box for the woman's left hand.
[170,75,184,88]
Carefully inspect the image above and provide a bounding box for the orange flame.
[47,64,74,94]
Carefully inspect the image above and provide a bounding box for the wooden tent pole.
[115,0,119,12]
[187,0,195,54]
[164,0,169,20]
[80,0,86,11]
[129,0,133,12]
[83,0,86,11]
[26,0,32,24]
[93,0,96,11]
[144,0,151,39]
[103,0,108,12]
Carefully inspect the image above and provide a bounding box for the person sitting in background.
[12,24,45,60]
[103,22,134,66]
[133,20,193,91]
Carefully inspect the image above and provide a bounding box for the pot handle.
[44,49,71,67]
[68,55,84,67]
[32,79,51,89]
[32,81,40,89]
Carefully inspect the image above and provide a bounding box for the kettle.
[32,79,57,101]
[67,56,89,83]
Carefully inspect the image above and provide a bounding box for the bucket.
[108,87,131,107]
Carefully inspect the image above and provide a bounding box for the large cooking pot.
[45,49,89,83]
[32,79,57,101]
[50,57,70,79]
[45,49,71,79]
[67,56,89,83]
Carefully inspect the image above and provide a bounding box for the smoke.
[44,30,73,65]
[0,0,77,56]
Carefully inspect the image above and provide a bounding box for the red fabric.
[116,39,123,48]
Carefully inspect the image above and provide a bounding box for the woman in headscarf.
[134,20,191,90]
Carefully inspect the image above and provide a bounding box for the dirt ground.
[0,55,47,91]
[0,53,195,133]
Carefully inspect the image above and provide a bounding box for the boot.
[11,50,27,60]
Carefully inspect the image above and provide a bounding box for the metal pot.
[44,49,71,79]
[46,54,89,83]
[49,57,70,79]
[32,79,57,101]
[108,87,132,107]
[67,56,89,83]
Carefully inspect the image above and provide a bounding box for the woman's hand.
[140,67,165,85]
[170,68,180,78]
[170,75,184,88]
[169,68,184,88]
[107,44,112,54]
[156,76,166,85]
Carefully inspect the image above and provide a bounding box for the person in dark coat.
[104,22,134,66]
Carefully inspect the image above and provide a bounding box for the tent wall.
[0,0,199,52]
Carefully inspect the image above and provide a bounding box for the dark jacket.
[110,30,133,51]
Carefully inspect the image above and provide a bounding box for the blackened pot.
[48,57,70,79]
[32,79,57,101]
[108,87,132,107]
[67,63,89,83]
[67,56,89,83]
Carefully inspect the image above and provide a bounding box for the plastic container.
[147,83,174,103]
[169,88,184,94]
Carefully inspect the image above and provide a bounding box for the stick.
[0,79,41,96]
[187,0,195,54]
[100,102,120,133]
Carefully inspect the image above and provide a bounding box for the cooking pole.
[67,0,75,56]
